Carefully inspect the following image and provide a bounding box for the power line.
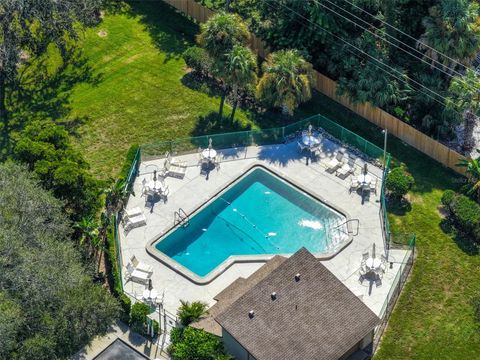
[315,0,465,79]
[338,0,471,72]
[262,0,453,108]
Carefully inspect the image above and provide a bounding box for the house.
[192,248,380,360]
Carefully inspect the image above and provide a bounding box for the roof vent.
[271,292,277,300]
[295,273,301,282]
[248,310,255,319]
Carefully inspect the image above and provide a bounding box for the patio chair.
[336,157,357,179]
[125,263,151,284]
[369,177,378,195]
[162,185,170,202]
[362,252,369,261]
[297,141,306,152]
[124,213,147,232]
[167,152,187,168]
[375,276,382,288]
[130,255,153,274]
[165,160,187,178]
[349,178,360,193]
[325,152,344,173]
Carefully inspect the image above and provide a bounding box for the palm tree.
[177,300,208,326]
[457,149,480,200]
[256,49,312,116]
[418,0,480,71]
[225,45,257,121]
[74,216,100,259]
[105,179,127,216]
[446,69,480,152]
[197,12,250,119]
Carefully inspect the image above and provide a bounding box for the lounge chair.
[125,207,143,219]
[124,213,147,231]
[130,255,153,274]
[336,157,356,179]
[167,153,187,168]
[125,263,151,284]
[369,177,378,195]
[325,152,344,173]
[165,160,187,178]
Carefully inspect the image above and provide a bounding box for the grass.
[49,1,479,358]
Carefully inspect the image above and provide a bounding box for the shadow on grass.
[181,72,223,98]
[439,218,479,256]
[191,111,252,137]
[387,197,412,216]
[127,0,199,63]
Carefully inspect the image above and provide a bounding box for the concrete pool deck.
[119,141,410,328]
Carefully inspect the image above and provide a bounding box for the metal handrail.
[330,218,360,236]
[174,208,189,227]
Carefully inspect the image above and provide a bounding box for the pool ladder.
[331,219,360,236]
[174,208,190,228]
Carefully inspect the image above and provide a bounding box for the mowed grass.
[66,1,479,358]
[69,1,267,177]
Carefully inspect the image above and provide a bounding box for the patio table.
[365,257,381,271]
[357,174,372,186]
[146,180,165,193]
[301,134,321,148]
[202,148,217,161]
[143,289,158,301]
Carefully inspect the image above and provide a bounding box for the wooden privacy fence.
[162,0,468,175]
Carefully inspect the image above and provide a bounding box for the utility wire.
[262,0,453,108]
[338,0,471,71]
[315,0,466,79]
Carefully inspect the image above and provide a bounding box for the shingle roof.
[191,256,287,336]
[215,248,380,360]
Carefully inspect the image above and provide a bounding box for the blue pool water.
[155,167,346,277]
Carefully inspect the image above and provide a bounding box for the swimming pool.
[151,166,350,282]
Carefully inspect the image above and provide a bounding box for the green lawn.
[66,1,479,358]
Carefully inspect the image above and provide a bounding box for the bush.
[441,189,456,209]
[130,303,151,334]
[386,166,415,199]
[183,46,213,76]
[119,294,132,324]
[473,296,480,323]
[168,327,232,360]
[442,191,480,242]
[177,300,208,326]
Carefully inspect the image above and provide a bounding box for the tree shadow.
[126,0,199,63]
[439,218,479,256]
[8,47,100,137]
[180,72,223,98]
[386,197,412,216]
[191,111,251,137]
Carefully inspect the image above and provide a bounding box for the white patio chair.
[349,178,360,193]
[125,263,151,284]
[130,255,153,274]
[325,152,344,172]
[362,252,369,261]
[165,161,186,178]
[297,141,306,152]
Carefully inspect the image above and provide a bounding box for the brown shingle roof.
[191,256,287,336]
[215,248,380,360]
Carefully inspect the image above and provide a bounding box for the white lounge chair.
[165,160,187,178]
[167,153,187,168]
[124,213,147,231]
[125,207,143,219]
[130,255,153,274]
[325,152,344,172]
[336,157,356,179]
[125,263,151,284]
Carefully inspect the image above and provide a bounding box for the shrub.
[183,46,213,76]
[119,294,131,324]
[441,189,456,209]
[177,300,208,326]
[168,327,232,360]
[473,296,480,323]
[386,166,415,199]
[129,303,151,334]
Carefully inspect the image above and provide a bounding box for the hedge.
[441,190,480,242]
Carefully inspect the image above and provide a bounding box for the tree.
[457,149,480,200]
[168,327,232,360]
[197,12,250,119]
[418,0,480,70]
[446,69,480,151]
[225,44,257,121]
[0,0,101,129]
[0,162,119,358]
[256,49,312,116]
[177,300,208,326]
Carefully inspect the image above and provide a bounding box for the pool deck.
[120,141,409,328]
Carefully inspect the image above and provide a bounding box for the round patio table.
[365,257,381,271]
[357,174,372,185]
[202,148,217,160]
[302,134,321,148]
[146,180,165,193]
[143,289,158,301]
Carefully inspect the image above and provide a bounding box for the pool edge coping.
[146,162,354,285]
